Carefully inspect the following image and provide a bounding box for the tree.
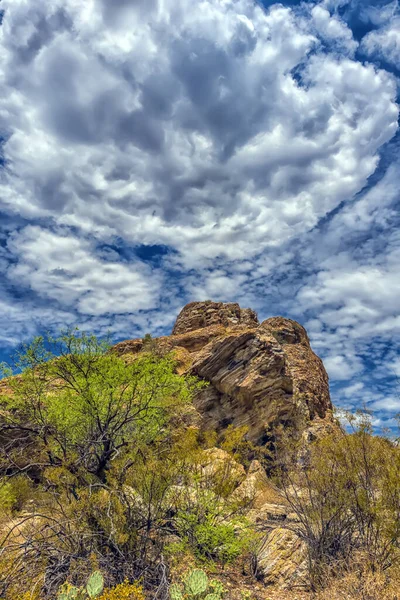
[0,330,202,597]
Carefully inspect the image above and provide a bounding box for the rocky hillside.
[114,301,334,444]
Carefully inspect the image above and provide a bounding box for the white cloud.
[370,396,400,412]
[295,158,400,343]
[361,16,400,67]
[311,5,358,54]
[6,226,162,315]
[0,0,397,270]
[342,381,365,397]
[323,353,363,380]
[360,1,399,27]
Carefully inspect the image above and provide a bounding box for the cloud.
[361,16,400,67]
[370,396,400,412]
[6,226,162,315]
[323,353,364,380]
[310,5,358,54]
[360,0,399,27]
[0,0,397,271]
[295,160,400,342]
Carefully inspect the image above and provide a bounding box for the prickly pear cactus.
[209,580,225,597]
[58,584,84,600]
[184,569,208,597]
[169,582,184,600]
[86,571,104,598]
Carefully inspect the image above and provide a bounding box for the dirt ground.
[206,567,311,600]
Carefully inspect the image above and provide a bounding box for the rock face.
[172,301,259,335]
[114,301,333,445]
[257,528,308,588]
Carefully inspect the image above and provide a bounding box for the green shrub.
[0,476,32,516]
[0,330,204,596]
[173,484,252,565]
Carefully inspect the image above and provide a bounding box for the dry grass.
[312,555,400,600]
[315,571,400,600]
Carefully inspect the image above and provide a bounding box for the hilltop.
[0,302,399,600]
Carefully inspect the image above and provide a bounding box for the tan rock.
[257,527,308,588]
[200,447,246,482]
[248,502,289,524]
[172,301,259,335]
[112,301,334,446]
[231,460,280,509]
[113,325,226,359]
[260,317,330,421]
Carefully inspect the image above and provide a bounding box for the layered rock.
[172,301,259,335]
[114,301,333,445]
[257,528,308,588]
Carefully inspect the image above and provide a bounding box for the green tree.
[0,330,202,597]
[0,330,198,483]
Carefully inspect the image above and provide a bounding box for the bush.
[0,329,256,598]
[98,580,145,600]
[315,555,400,600]
[278,411,400,589]
[0,330,203,597]
[171,456,254,565]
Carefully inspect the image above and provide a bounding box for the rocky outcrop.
[172,301,259,335]
[256,528,308,588]
[231,460,282,509]
[114,301,333,445]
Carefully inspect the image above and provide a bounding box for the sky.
[0,0,399,431]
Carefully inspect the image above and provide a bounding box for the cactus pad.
[169,583,184,600]
[184,569,208,596]
[209,580,224,596]
[58,585,81,600]
[86,571,104,598]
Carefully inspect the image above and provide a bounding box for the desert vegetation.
[0,330,399,599]
[277,411,400,598]
[0,331,254,599]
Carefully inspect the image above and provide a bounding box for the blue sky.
[0,0,399,430]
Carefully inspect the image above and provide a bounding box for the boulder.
[199,447,246,483]
[231,460,281,509]
[172,301,259,335]
[256,527,308,588]
[113,301,334,446]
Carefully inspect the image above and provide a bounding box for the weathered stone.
[172,301,259,335]
[113,301,334,446]
[248,502,289,525]
[113,325,226,358]
[257,527,308,589]
[200,447,246,482]
[231,460,280,509]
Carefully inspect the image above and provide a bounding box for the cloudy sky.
[0,0,399,429]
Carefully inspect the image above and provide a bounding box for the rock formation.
[114,301,333,445]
